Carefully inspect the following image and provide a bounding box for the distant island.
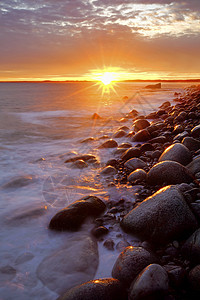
[0,79,200,83]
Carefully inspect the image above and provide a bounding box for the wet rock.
[106,159,119,168]
[80,137,96,143]
[159,101,171,109]
[173,125,184,135]
[128,169,147,183]
[118,126,129,132]
[65,154,96,163]
[164,265,186,288]
[57,278,127,300]
[140,143,155,152]
[100,166,117,176]
[158,143,192,166]
[131,129,151,142]
[148,122,165,133]
[121,147,141,162]
[112,246,157,286]
[103,239,115,250]
[37,234,99,295]
[187,156,200,175]
[152,150,162,159]
[145,83,161,89]
[15,252,34,265]
[113,130,127,138]
[49,196,106,231]
[122,186,197,244]
[188,265,200,292]
[91,226,109,238]
[149,136,167,144]
[129,264,169,300]
[92,113,101,120]
[182,137,200,152]
[124,158,147,171]
[191,124,200,137]
[147,161,194,185]
[118,142,132,148]
[0,265,16,284]
[182,228,200,264]
[133,119,150,132]
[116,241,130,252]
[71,160,88,169]
[174,131,188,141]
[0,175,35,189]
[99,139,118,148]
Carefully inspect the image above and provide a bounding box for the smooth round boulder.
[57,278,127,300]
[158,143,192,166]
[121,147,141,162]
[99,139,118,148]
[191,124,200,138]
[131,129,151,142]
[149,136,167,144]
[182,137,200,152]
[181,228,200,264]
[187,156,200,175]
[113,130,127,138]
[133,119,150,132]
[65,154,96,164]
[112,246,157,286]
[129,264,169,300]
[100,166,117,176]
[147,161,194,185]
[49,196,106,231]
[188,265,200,292]
[128,169,147,183]
[71,160,88,169]
[124,158,147,171]
[121,186,198,244]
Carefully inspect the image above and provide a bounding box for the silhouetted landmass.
[0,79,200,83]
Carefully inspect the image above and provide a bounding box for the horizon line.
[1,79,200,83]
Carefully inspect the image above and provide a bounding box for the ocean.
[0,81,191,299]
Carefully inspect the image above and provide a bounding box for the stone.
[121,147,141,162]
[65,154,96,164]
[188,265,200,291]
[187,156,200,175]
[182,137,200,152]
[112,246,157,286]
[140,143,155,152]
[128,169,147,183]
[173,131,188,141]
[181,228,200,264]
[91,226,109,238]
[49,196,106,231]
[159,101,171,109]
[131,129,151,142]
[92,113,101,119]
[145,83,161,89]
[191,124,200,137]
[116,241,130,252]
[37,234,99,295]
[113,130,127,138]
[164,265,186,288]
[124,158,147,171]
[147,161,194,185]
[99,139,118,148]
[57,278,127,300]
[149,136,167,144]
[133,119,150,132]
[0,265,16,284]
[103,239,115,251]
[100,166,117,176]
[118,142,132,148]
[0,175,35,189]
[173,125,184,134]
[80,137,96,143]
[129,264,169,300]
[121,186,197,244]
[71,160,88,169]
[158,143,192,166]
[106,159,119,168]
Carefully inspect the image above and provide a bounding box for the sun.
[100,72,114,85]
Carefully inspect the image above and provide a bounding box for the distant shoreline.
[0,79,200,83]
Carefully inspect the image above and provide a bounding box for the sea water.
[0,81,190,299]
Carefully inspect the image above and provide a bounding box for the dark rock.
[65,154,96,163]
[118,142,132,148]
[173,131,188,141]
[103,239,115,250]
[159,101,171,109]
[91,226,109,238]
[145,83,161,89]
[80,137,96,143]
[99,139,118,148]
[140,143,155,152]
[182,228,200,264]
[121,147,141,162]
[113,130,127,138]
[147,161,194,185]
[187,156,200,175]
[164,265,186,288]
[149,136,167,144]
[147,122,165,133]
[191,203,200,220]
[100,166,117,176]
[152,150,162,159]
[129,264,169,300]
[191,124,200,137]
[49,196,106,231]
[57,278,127,300]
[188,265,200,292]
[112,246,157,286]
[173,125,184,134]
[122,186,197,244]
[0,265,16,284]
[106,159,119,168]
[116,241,130,252]
[131,129,151,142]
[128,169,147,183]
[92,113,101,120]
[71,160,88,169]
[133,119,150,132]
[158,143,192,166]
[182,137,200,152]
[0,175,35,189]
[124,158,147,171]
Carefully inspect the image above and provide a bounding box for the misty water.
[0,81,191,299]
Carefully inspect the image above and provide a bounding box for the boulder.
[121,147,141,162]
[187,156,200,175]
[99,139,118,148]
[159,101,171,109]
[131,129,151,142]
[133,119,150,132]
[140,143,155,152]
[49,196,106,231]
[145,83,161,89]
[112,246,157,286]
[37,234,99,295]
[129,264,169,300]
[147,161,194,185]
[128,169,147,183]
[100,166,117,176]
[188,265,200,292]
[149,136,167,144]
[92,113,101,120]
[113,130,127,138]
[0,175,35,189]
[65,154,96,164]
[191,124,200,137]
[71,160,88,169]
[182,137,200,152]
[57,278,126,300]
[158,143,192,166]
[181,228,200,264]
[121,186,197,244]
[124,158,147,171]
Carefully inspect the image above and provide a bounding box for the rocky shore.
[49,86,200,299]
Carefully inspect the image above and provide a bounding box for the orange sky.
[0,0,200,81]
